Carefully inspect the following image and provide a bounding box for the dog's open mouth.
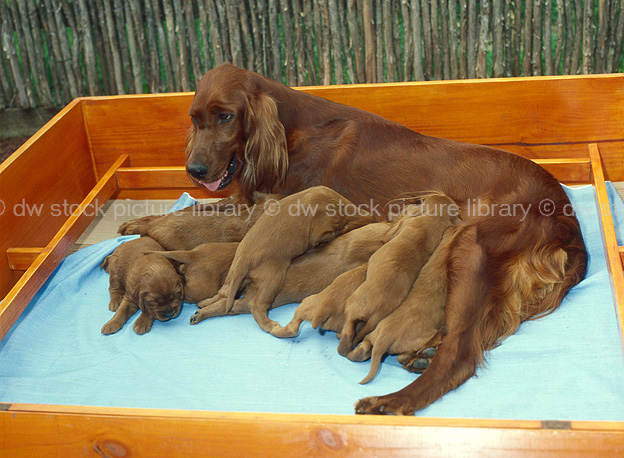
[200,156,237,192]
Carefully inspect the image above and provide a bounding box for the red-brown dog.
[337,194,460,357]
[101,237,184,335]
[200,186,373,332]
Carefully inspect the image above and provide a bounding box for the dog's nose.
[165,311,176,319]
[187,163,208,180]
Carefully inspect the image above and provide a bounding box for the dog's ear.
[242,92,288,197]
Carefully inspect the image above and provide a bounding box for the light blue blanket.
[1,184,623,420]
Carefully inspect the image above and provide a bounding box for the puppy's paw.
[190,310,206,325]
[133,317,153,335]
[355,395,414,416]
[108,299,122,312]
[270,324,298,338]
[400,347,436,374]
[101,320,123,335]
[346,341,372,362]
[117,215,160,235]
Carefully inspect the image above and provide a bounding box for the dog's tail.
[224,261,248,313]
[359,339,389,385]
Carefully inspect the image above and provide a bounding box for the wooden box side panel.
[0,101,95,299]
[83,75,624,183]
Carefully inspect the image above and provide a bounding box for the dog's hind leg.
[355,225,488,415]
[190,297,252,324]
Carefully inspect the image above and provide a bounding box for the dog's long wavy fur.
[185,63,588,415]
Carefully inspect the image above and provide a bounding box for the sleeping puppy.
[117,192,283,250]
[337,193,460,357]
[347,227,456,384]
[270,264,368,338]
[200,186,374,332]
[152,222,389,325]
[100,237,184,335]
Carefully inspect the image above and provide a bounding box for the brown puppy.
[337,194,460,357]
[347,228,455,384]
[101,237,184,335]
[118,192,283,250]
[270,265,368,338]
[149,243,239,304]
[201,186,373,332]
[184,222,389,325]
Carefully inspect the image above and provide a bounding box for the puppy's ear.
[242,92,288,196]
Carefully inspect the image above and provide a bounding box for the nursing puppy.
[150,242,238,304]
[101,237,184,335]
[184,223,388,325]
[201,186,373,332]
[117,192,283,250]
[270,265,368,338]
[337,193,460,356]
[347,228,455,384]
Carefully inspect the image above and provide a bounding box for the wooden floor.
[72,183,624,253]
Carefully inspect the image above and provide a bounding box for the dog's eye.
[191,117,199,127]
[218,113,233,124]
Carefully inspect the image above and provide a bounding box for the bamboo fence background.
[0,0,623,109]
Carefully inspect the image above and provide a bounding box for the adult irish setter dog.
[185,63,587,415]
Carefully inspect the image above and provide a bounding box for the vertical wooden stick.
[362,0,376,82]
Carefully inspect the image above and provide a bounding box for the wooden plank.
[81,75,624,182]
[1,405,622,457]
[0,155,128,342]
[0,100,94,300]
[588,144,624,352]
[532,158,590,183]
[0,407,624,457]
[5,248,44,271]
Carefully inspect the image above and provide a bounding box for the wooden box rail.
[1,74,624,455]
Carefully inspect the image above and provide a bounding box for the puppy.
[100,237,184,335]
[201,186,374,332]
[337,193,460,356]
[347,227,455,384]
[150,242,238,304]
[183,222,389,325]
[270,265,368,338]
[117,192,283,250]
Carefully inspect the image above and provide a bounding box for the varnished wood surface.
[0,100,95,300]
[80,75,624,182]
[5,248,44,271]
[0,155,127,342]
[1,404,623,458]
[589,144,624,349]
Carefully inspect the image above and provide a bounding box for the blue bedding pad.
[1,184,623,420]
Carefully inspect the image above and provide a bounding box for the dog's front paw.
[190,310,206,325]
[355,395,415,416]
[101,320,123,335]
[118,215,161,235]
[133,315,154,334]
[108,298,122,312]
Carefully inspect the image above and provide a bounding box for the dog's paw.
[400,347,436,374]
[118,215,160,235]
[189,310,206,325]
[355,395,414,416]
[346,341,372,362]
[101,320,123,335]
[108,299,122,312]
[133,318,153,335]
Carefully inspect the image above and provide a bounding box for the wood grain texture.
[0,155,127,342]
[5,247,44,271]
[81,75,624,181]
[589,144,624,352]
[0,100,94,300]
[1,404,623,458]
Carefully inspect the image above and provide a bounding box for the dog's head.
[186,64,288,202]
[136,259,184,322]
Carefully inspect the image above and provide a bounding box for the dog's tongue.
[202,178,222,192]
